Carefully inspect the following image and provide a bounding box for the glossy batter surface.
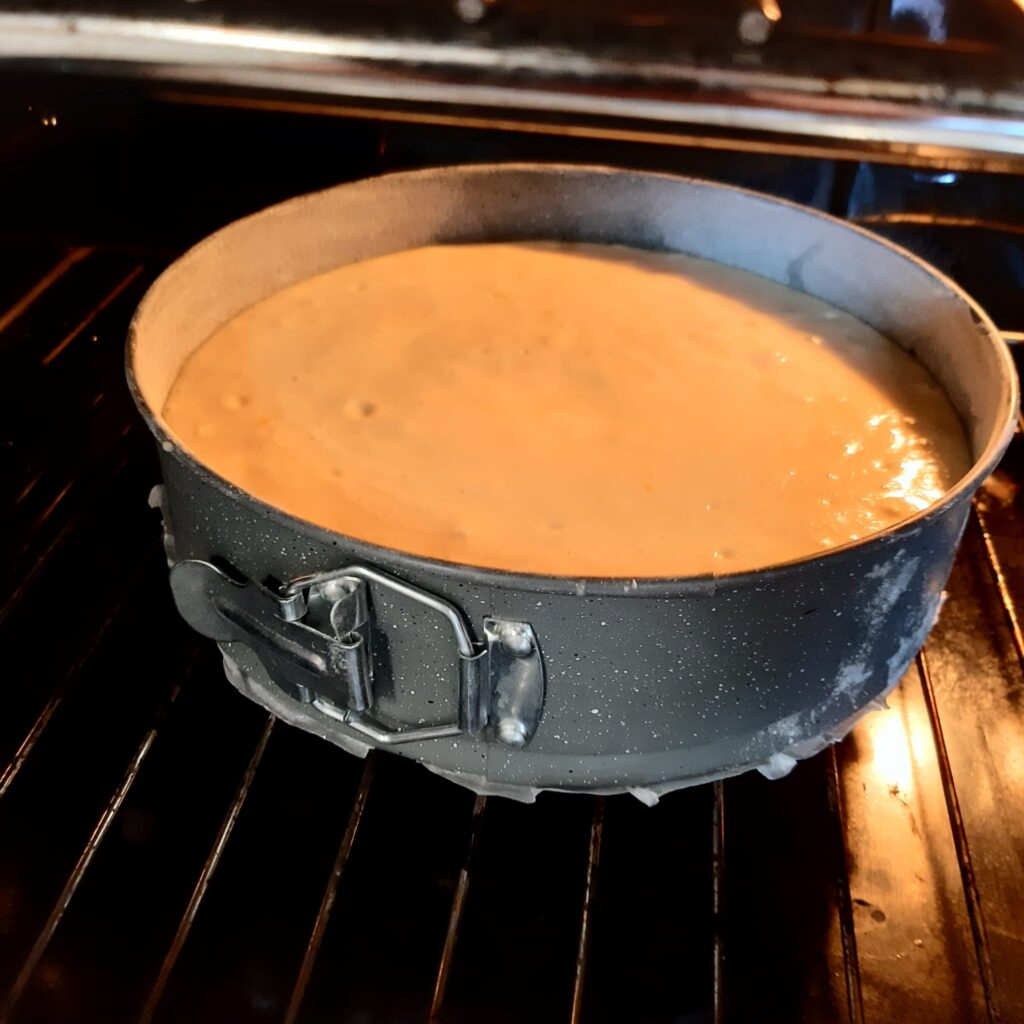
[163,243,971,576]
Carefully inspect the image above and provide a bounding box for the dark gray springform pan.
[126,165,1018,802]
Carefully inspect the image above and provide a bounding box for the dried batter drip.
[163,242,971,576]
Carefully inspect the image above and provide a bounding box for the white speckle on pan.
[865,550,920,625]
[757,752,798,780]
[833,661,872,702]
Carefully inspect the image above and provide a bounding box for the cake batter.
[163,242,970,576]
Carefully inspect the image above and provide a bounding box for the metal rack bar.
[570,797,605,1024]
[40,264,144,366]
[711,781,725,1024]
[973,501,1024,676]
[0,679,185,1023]
[0,550,158,800]
[282,752,377,1024]
[825,748,865,1024]
[0,247,93,337]
[10,480,71,559]
[14,469,45,507]
[0,429,140,626]
[0,693,61,804]
[8,420,137,566]
[139,713,276,1024]
[915,650,999,1023]
[428,793,488,1022]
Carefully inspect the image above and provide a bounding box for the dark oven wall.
[4,74,1024,331]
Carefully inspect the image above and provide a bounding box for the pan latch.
[169,559,545,748]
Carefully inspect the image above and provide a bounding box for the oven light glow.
[867,701,915,794]
[890,0,948,43]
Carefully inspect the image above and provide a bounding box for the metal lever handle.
[285,563,490,744]
[169,559,544,748]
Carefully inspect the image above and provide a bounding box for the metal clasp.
[169,559,545,749]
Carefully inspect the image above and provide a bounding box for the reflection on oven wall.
[0,81,840,247]
[372,119,837,210]
[846,164,1024,334]
[1,80,1021,339]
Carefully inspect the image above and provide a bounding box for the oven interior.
[2,7,1024,1020]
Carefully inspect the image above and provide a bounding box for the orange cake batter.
[163,242,970,576]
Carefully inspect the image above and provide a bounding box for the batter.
[162,242,971,577]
